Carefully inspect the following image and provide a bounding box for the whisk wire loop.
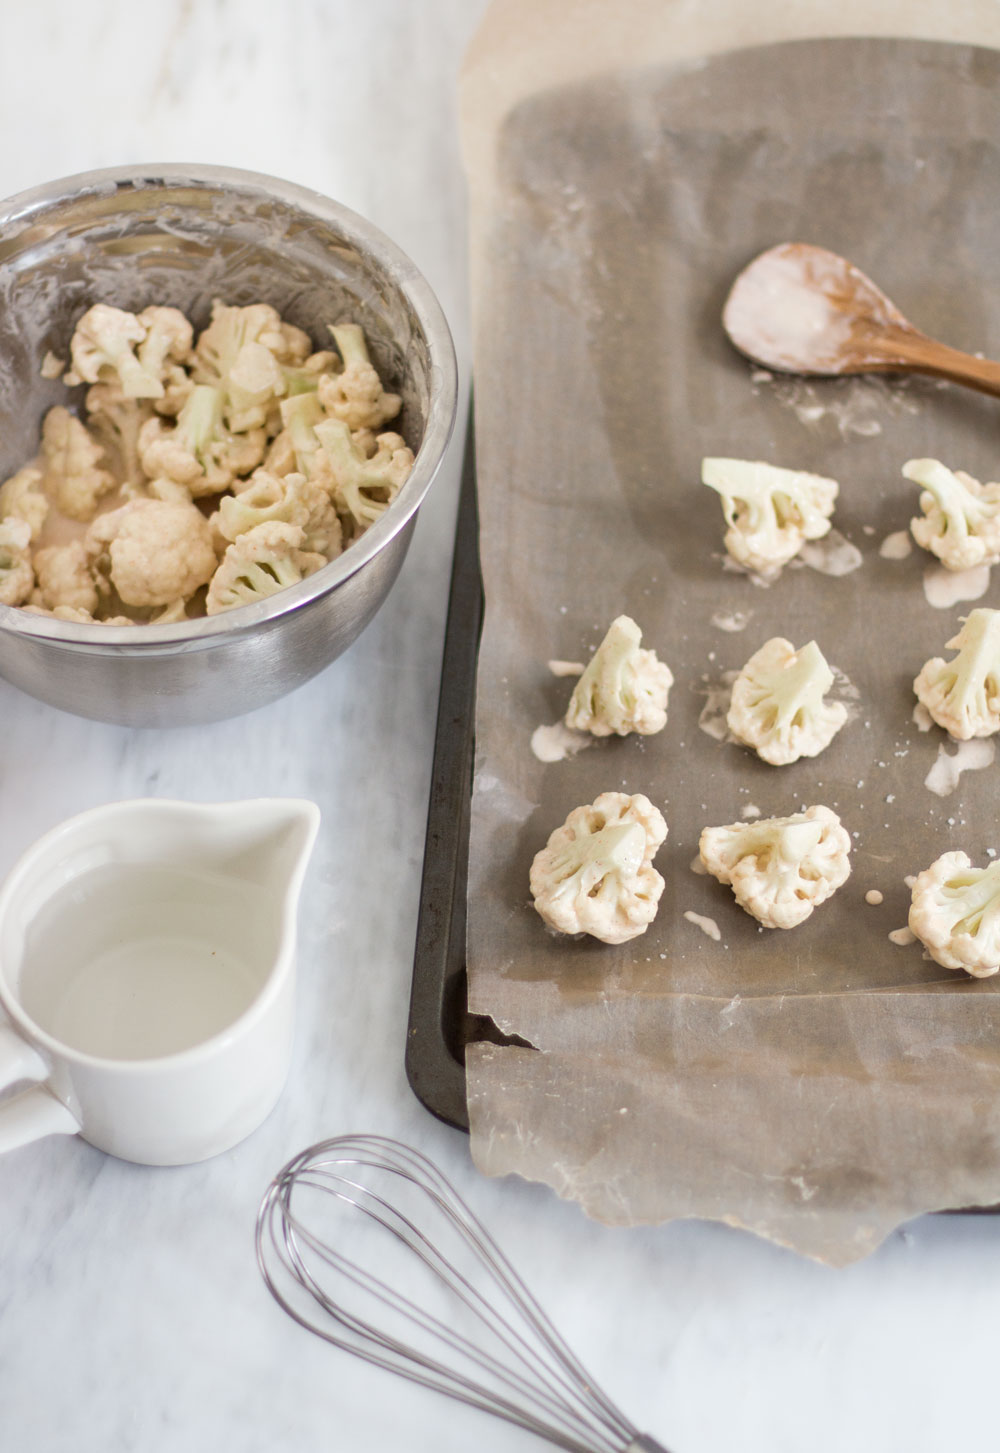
[256,1135,669,1453]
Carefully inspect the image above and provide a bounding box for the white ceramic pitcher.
[0,797,319,1165]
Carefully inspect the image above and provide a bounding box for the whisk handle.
[623,1437,673,1453]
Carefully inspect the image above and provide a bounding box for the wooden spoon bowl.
[723,242,1000,398]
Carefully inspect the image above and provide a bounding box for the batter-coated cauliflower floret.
[211,469,342,557]
[0,465,49,541]
[909,852,1000,977]
[86,498,217,608]
[85,383,155,493]
[279,392,326,479]
[40,405,116,521]
[318,324,401,431]
[67,304,166,399]
[702,457,838,574]
[727,636,848,765]
[191,300,310,431]
[529,791,667,944]
[699,805,851,930]
[138,385,265,498]
[205,521,327,616]
[905,458,1000,571]
[136,306,193,382]
[913,608,1000,739]
[0,518,34,606]
[314,418,414,533]
[564,615,673,737]
[32,541,99,615]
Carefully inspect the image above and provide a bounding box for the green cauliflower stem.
[564,614,673,736]
[702,457,838,574]
[85,383,155,493]
[727,636,848,765]
[913,607,1000,739]
[699,805,852,929]
[905,458,1000,571]
[909,852,1000,976]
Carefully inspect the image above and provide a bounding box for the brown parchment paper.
[461,1,1000,1263]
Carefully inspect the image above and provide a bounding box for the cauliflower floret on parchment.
[0,518,34,606]
[529,791,667,944]
[702,457,838,575]
[564,615,673,737]
[205,521,327,616]
[86,498,217,608]
[909,852,1000,978]
[905,458,1000,572]
[0,464,49,541]
[40,405,116,521]
[727,636,848,765]
[913,608,1000,740]
[699,805,851,930]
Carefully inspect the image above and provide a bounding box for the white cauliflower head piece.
[41,405,116,521]
[205,521,327,616]
[905,458,1000,571]
[702,457,838,574]
[138,384,265,498]
[727,636,848,765]
[211,469,342,557]
[0,465,49,541]
[314,418,414,535]
[86,498,217,608]
[564,614,673,736]
[909,852,1000,977]
[699,805,851,930]
[32,541,99,615]
[913,608,1000,740]
[0,518,34,606]
[68,304,167,399]
[529,791,667,944]
[319,323,401,431]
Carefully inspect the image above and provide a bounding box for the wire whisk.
[256,1134,670,1453]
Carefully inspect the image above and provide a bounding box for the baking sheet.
[462,31,1000,1263]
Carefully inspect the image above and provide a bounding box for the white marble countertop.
[1,4,1000,1452]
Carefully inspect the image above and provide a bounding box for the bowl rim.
[0,162,458,653]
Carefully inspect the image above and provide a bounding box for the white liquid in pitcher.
[18,862,270,1060]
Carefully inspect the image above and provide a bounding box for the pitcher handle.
[0,1022,79,1152]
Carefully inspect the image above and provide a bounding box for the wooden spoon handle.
[873,328,1000,398]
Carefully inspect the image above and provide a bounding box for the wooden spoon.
[722,242,1000,398]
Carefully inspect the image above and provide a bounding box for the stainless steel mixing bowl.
[0,164,457,727]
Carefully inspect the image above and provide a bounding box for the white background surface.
[1,4,999,1452]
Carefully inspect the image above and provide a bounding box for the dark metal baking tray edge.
[406,410,482,1131]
